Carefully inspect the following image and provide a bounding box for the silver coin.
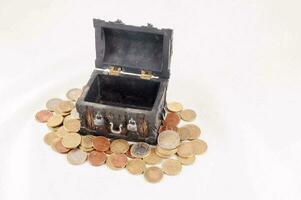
[157,130,180,150]
[130,142,151,158]
[67,148,87,165]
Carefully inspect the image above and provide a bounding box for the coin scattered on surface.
[57,100,74,113]
[67,148,87,165]
[35,110,53,123]
[92,136,110,152]
[88,150,107,166]
[66,88,82,101]
[164,113,180,127]
[52,139,70,154]
[47,114,63,128]
[46,98,62,111]
[185,124,201,140]
[62,132,81,148]
[44,132,59,145]
[157,130,180,150]
[110,139,130,154]
[144,166,164,183]
[177,126,191,141]
[177,142,194,158]
[126,159,146,175]
[162,159,182,176]
[167,102,183,112]
[143,148,162,165]
[180,109,197,122]
[107,153,128,170]
[156,146,177,157]
[81,135,94,149]
[130,142,151,158]
[64,119,81,132]
[191,139,207,155]
[177,155,195,165]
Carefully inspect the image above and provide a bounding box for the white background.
[0,0,300,199]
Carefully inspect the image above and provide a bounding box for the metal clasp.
[109,122,123,134]
[94,113,105,126]
[127,118,137,132]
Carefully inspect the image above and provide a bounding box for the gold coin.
[54,106,70,116]
[126,159,146,175]
[143,148,162,165]
[46,98,62,111]
[47,114,63,127]
[62,132,81,148]
[180,109,197,122]
[157,130,180,150]
[106,153,128,170]
[162,159,182,176]
[64,119,81,132]
[177,126,191,141]
[57,101,74,113]
[110,139,130,154]
[185,124,201,139]
[66,88,82,101]
[144,167,164,183]
[79,145,94,152]
[177,142,194,158]
[177,155,195,165]
[167,102,183,112]
[44,132,59,145]
[156,146,177,156]
[67,148,87,165]
[55,126,69,138]
[81,135,94,149]
[155,149,171,158]
[191,139,207,155]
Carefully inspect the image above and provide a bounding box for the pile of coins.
[35,88,208,183]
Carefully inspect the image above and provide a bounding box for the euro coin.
[92,136,110,152]
[157,130,180,150]
[191,139,207,155]
[144,167,163,183]
[66,88,82,101]
[126,159,146,175]
[107,153,128,170]
[62,132,81,148]
[44,132,59,145]
[47,114,63,128]
[67,148,87,165]
[52,138,70,154]
[55,126,69,138]
[180,109,197,122]
[177,142,194,158]
[63,119,81,132]
[156,146,177,156]
[81,135,94,149]
[143,148,162,165]
[46,98,62,111]
[167,102,183,112]
[177,155,195,165]
[110,139,130,154]
[177,126,191,141]
[35,110,53,123]
[185,124,201,139]
[162,159,182,175]
[130,142,151,158]
[88,150,107,166]
[57,100,74,113]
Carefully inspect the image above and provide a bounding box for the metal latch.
[140,70,152,80]
[109,66,121,76]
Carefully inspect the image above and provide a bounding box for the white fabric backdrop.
[0,0,300,199]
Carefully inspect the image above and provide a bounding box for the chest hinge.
[140,70,153,80]
[109,66,121,76]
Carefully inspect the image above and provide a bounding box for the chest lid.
[93,19,173,79]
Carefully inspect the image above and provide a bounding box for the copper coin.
[125,145,135,159]
[180,109,197,122]
[46,98,62,111]
[35,110,53,123]
[88,150,107,166]
[52,139,70,153]
[164,113,180,127]
[107,153,128,169]
[92,136,110,152]
[144,167,164,183]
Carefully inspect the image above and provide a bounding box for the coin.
[162,159,182,175]
[107,153,128,169]
[177,126,191,141]
[79,145,94,152]
[185,124,201,139]
[62,132,81,148]
[55,126,69,138]
[88,150,107,166]
[47,114,63,128]
[167,102,183,112]
[180,109,197,122]
[125,144,135,159]
[110,139,130,154]
[46,98,62,111]
[156,146,177,156]
[70,108,80,119]
[126,159,146,175]
[164,113,180,127]
[157,130,180,150]
[155,149,171,158]
[177,142,194,157]
[57,101,74,113]
[159,125,178,133]
[143,148,162,165]
[177,155,195,165]
[64,119,81,132]
[44,132,59,145]
[66,88,82,101]
[81,135,94,149]
[144,167,163,183]
[35,110,53,123]
[67,148,87,165]
[52,138,70,153]
[92,136,110,152]
[191,139,207,155]
[130,142,151,158]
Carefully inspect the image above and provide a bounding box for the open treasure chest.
[76,19,173,144]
